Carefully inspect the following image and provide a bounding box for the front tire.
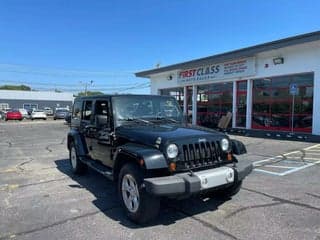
[118,163,160,224]
[69,142,87,174]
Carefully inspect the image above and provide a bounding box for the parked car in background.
[44,107,53,116]
[31,110,47,120]
[5,110,23,121]
[0,110,6,120]
[64,111,72,124]
[18,108,29,119]
[54,109,69,120]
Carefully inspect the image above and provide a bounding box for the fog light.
[226,169,234,183]
[169,162,176,172]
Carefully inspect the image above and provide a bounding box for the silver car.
[53,109,69,120]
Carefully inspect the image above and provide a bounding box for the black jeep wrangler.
[67,94,252,223]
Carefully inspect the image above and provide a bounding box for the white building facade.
[0,90,74,111]
[136,31,320,135]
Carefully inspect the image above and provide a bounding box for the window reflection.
[197,82,233,128]
[252,73,313,133]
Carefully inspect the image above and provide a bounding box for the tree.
[76,91,104,97]
[0,84,31,91]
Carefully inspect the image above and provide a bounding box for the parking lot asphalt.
[0,121,319,240]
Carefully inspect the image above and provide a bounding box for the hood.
[115,123,225,148]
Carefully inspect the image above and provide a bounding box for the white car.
[18,108,29,119]
[31,110,47,120]
[44,107,53,115]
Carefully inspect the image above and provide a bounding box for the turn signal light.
[169,162,176,172]
[139,159,145,166]
[227,153,232,161]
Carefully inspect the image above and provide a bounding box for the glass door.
[236,81,247,128]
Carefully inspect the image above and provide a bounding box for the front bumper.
[55,115,66,119]
[144,160,253,197]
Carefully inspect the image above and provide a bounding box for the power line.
[0,63,139,78]
[0,79,149,88]
[0,62,150,92]
[25,82,150,92]
[34,84,151,92]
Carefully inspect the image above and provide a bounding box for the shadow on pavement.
[55,158,226,228]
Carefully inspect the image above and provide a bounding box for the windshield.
[113,96,183,126]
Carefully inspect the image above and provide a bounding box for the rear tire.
[69,142,87,174]
[118,163,160,224]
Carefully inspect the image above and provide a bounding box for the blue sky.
[0,0,319,94]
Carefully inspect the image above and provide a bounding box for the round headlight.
[220,138,229,151]
[166,144,178,158]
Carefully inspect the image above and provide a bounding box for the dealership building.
[0,90,74,111]
[136,31,320,135]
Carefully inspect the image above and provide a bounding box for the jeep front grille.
[178,141,223,170]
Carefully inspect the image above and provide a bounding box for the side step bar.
[80,157,113,180]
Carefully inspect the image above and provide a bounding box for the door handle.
[84,125,96,130]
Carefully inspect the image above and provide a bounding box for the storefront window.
[197,82,233,128]
[252,73,313,133]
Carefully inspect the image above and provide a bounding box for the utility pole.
[81,80,93,96]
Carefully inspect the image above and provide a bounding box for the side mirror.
[96,115,109,128]
[231,139,247,155]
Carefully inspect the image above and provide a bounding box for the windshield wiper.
[118,118,151,124]
[155,117,179,123]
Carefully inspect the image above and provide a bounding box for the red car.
[5,110,23,121]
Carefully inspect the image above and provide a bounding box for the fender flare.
[113,143,168,170]
[231,139,247,155]
[67,130,88,156]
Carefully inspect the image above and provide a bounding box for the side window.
[72,101,82,118]
[94,100,110,127]
[83,101,93,121]
[95,100,109,116]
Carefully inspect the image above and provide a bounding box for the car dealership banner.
[177,57,256,85]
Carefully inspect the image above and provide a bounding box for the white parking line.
[254,169,284,176]
[265,165,296,169]
[253,144,320,176]
[276,161,320,176]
